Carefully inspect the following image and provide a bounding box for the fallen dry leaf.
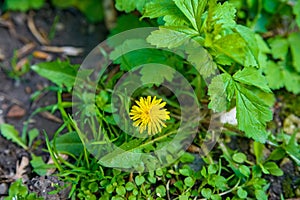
[13,156,29,180]
[6,104,26,118]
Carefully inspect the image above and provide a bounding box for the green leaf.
[235,25,259,64]
[201,188,212,199]
[208,164,218,174]
[173,0,207,30]
[7,179,28,197]
[212,175,227,190]
[179,168,191,176]
[268,36,289,60]
[255,189,268,200]
[5,0,45,11]
[0,123,27,149]
[254,141,264,164]
[263,162,284,176]
[156,185,166,197]
[125,182,135,191]
[51,131,84,156]
[239,165,250,177]
[293,0,300,28]
[147,27,198,49]
[186,42,217,78]
[142,0,188,26]
[30,155,49,176]
[184,177,195,187]
[233,67,271,93]
[110,39,183,71]
[268,148,286,161]
[232,152,247,163]
[135,175,145,186]
[115,0,146,12]
[76,0,104,22]
[264,61,300,94]
[235,84,272,143]
[285,132,300,166]
[208,73,234,112]
[212,1,236,29]
[288,32,300,72]
[31,60,79,92]
[28,128,39,147]
[116,186,126,196]
[140,64,175,86]
[237,188,248,198]
[213,33,256,67]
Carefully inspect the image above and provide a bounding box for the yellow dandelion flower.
[129,96,170,135]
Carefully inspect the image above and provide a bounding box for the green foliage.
[0,123,27,149]
[3,0,104,22]
[51,0,104,22]
[4,0,44,11]
[5,179,43,200]
[31,60,80,92]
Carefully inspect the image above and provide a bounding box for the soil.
[0,5,107,199]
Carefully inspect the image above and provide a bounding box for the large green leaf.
[186,42,217,78]
[233,67,271,93]
[0,123,27,149]
[31,60,79,92]
[147,27,198,48]
[142,0,188,26]
[235,84,273,143]
[173,0,207,31]
[140,64,175,86]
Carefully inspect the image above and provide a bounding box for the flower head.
[129,96,170,135]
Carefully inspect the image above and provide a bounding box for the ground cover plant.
[0,0,299,199]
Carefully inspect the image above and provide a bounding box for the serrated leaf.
[285,132,300,166]
[235,84,273,143]
[173,0,207,31]
[233,67,271,93]
[147,27,198,49]
[140,64,175,86]
[186,42,217,78]
[213,33,252,66]
[235,25,259,65]
[31,60,79,92]
[212,1,236,29]
[115,0,146,12]
[293,0,300,28]
[268,36,289,60]
[0,123,27,149]
[264,61,300,94]
[208,73,234,112]
[142,0,188,26]
[288,32,300,72]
